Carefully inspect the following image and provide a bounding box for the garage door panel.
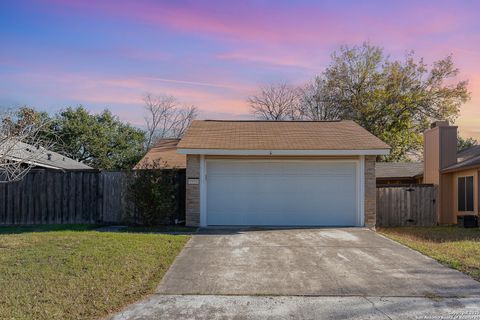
[206,160,358,226]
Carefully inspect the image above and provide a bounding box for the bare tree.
[248,83,302,120]
[0,108,54,182]
[297,76,344,120]
[144,93,198,149]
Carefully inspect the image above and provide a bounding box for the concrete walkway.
[110,228,480,319]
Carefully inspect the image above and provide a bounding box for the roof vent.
[47,153,52,161]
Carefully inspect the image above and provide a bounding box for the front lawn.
[0,225,190,320]
[121,225,198,233]
[0,224,100,234]
[378,226,480,281]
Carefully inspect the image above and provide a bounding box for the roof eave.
[3,155,63,170]
[177,148,390,156]
[441,163,480,174]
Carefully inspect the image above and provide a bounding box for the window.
[458,176,474,211]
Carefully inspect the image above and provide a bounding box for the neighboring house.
[176,120,390,227]
[423,121,480,224]
[135,139,186,169]
[378,121,480,223]
[376,147,480,187]
[1,140,92,170]
[376,162,424,185]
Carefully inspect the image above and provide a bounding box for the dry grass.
[378,226,480,281]
[0,226,189,320]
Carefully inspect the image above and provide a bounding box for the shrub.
[128,160,178,225]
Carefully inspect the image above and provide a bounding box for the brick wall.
[364,155,377,228]
[185,154,200,226]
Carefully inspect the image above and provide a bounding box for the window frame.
[458,175,474,212]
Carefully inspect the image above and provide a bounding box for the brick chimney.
[423,120,458,184]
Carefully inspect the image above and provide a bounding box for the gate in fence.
[376,184,437,227]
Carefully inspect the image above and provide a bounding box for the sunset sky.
[1,0,479,139]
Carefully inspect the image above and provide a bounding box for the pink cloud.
[6,70,251,119]
[217,51,315,69]
[7,0,480,140]
[45,0,470,48]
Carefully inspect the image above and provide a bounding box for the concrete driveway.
[111,228,480,319]
[159,228,480,296]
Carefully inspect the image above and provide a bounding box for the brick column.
[364,156,376,228]
[185,155,200,226]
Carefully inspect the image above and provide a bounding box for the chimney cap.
[430,120,450,129]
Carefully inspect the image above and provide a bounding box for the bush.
[128,160,178,225]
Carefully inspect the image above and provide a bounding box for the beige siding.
[438,173,454,224]
[424,124,458,224]
[424,128,440,184]
[440,127,458,169]
[424,125,457,184]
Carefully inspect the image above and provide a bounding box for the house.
[377,121,480,223]
[1,140,92,170]
[423,121,480,224]
[176,120,390,227]
[376,162,424,185]
[135,139,186,169]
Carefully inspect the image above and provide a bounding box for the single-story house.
[376,130,480,190]
[176,120,390,227]
[423,121,480,224]
[1,140,91,170]
[134,139,186,169]
[376,162,424,185]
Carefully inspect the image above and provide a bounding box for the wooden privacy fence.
[0,169,185,225]
[376,184,437,227]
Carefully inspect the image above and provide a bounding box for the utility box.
[457,215,479,228]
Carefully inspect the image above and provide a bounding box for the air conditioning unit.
[457,215,479,228]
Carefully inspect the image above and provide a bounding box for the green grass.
[0,225,190,320]
[378,226,480,281]
[0,224,100,234]
[121,225,198,233]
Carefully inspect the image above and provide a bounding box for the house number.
[188,178,199,185]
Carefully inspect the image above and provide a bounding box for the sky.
[0,0,479,139]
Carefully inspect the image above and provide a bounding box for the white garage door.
[206,160,359,226]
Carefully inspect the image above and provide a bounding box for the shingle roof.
[1,140,92,170]
[457,145,480,162]
[442,145,480,173]
[177,120,390,150]
[134,139,186,169]
[376,162,424,179]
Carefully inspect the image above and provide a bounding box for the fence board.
[377,185,437,227]
[0,184,5,224]
[0,169,186,225]
[54,172,62,224]
[5,182,12,224]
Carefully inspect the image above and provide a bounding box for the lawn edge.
[376,229,480,283]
